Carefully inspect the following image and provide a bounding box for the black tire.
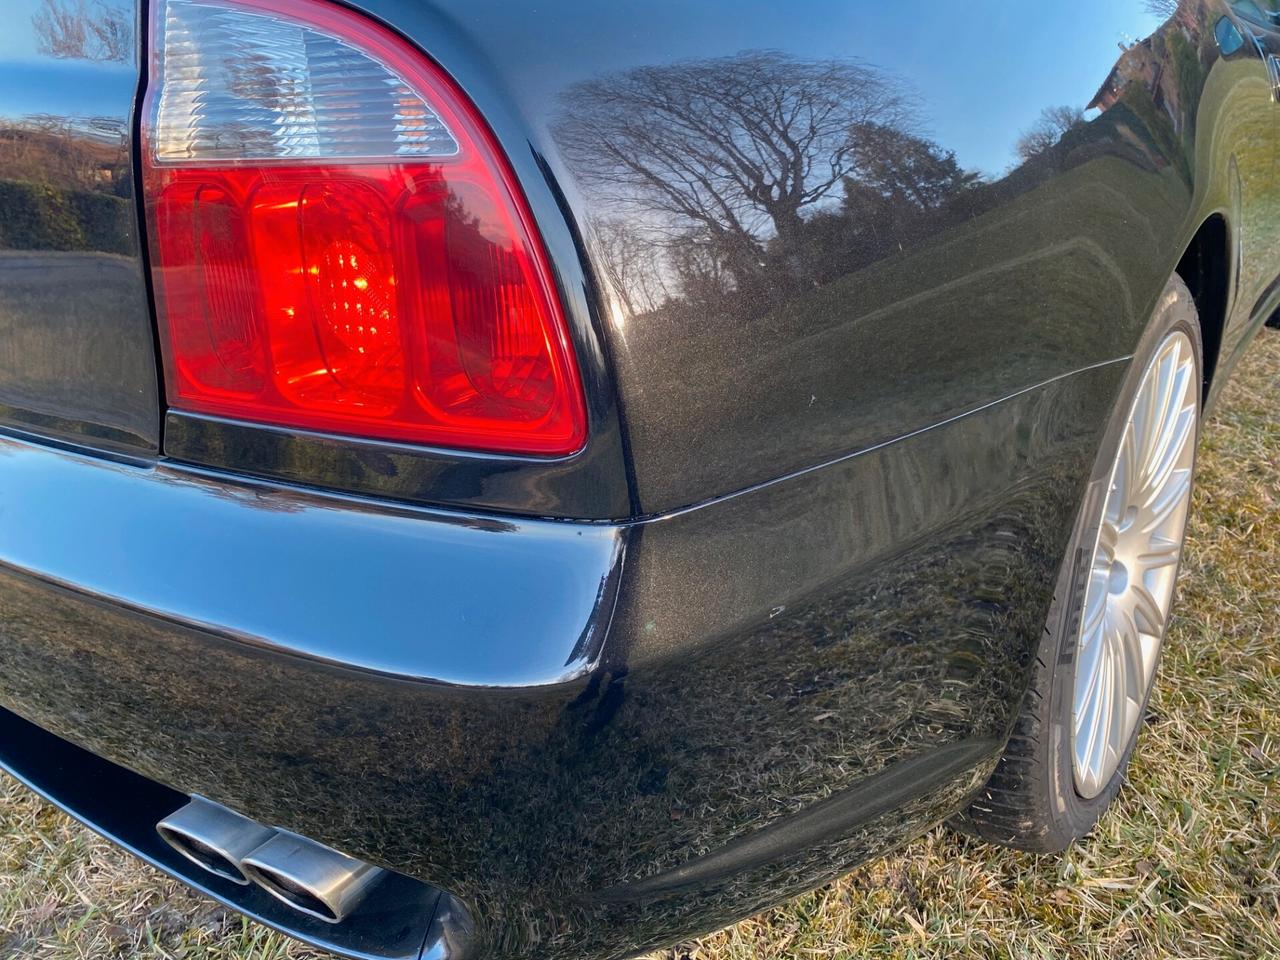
[955,275,1203,853]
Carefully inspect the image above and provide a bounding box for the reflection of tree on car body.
[557,8,1207,330]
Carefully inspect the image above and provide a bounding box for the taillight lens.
[142,0,587,455]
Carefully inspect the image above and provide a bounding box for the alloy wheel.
[1072,330,1199,799]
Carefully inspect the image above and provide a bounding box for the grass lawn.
[2,330,1278,959]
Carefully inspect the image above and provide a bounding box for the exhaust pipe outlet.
[156,796,276,885]
[240,831,386,924]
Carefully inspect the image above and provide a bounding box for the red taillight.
[142,0,587,455]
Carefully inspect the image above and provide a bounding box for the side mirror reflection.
[1216,16,1247,56]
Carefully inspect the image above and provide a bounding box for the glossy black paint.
[162,408,633,519]
[1,2,1279,960]
[0,356,1123,960]
[0,10,160,454]
[343,0,1279,516]
[0,435,622,686]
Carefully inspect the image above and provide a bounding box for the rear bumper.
[0,435,623,687]
[0,361,1124,960]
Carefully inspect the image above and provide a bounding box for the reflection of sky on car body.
[442,0,1166,176]
[0,0,1165,174]
[0,0,133,119]
[0,60,134,120]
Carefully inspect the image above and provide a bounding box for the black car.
[0,0,1276,957]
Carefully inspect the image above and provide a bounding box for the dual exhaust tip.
[157,796,384,924]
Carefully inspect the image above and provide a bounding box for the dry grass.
[2,331,1279,960]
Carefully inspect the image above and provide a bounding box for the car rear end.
[0,0,1172,957]
[0,0,634,954]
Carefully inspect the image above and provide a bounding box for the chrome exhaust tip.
[240,831,385,924]
[156,796,276,885]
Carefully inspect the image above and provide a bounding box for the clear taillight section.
[142,0,587,455]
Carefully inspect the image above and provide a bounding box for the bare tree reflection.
[1014,105,1087,162]
[32,0,131,63]
[1145,0,1201,27]
[558,1,1216,328]
[591,218,674,317]
[558,52,912,286]
[558,51,989,314]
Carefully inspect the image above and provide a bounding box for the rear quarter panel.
[341,0,1280,514]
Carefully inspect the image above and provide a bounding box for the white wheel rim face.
[1071,330,1199,800]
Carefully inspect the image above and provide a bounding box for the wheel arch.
[1174,213,1230,403]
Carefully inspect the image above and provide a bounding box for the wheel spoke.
[1075,617,1106,723]
[1139,356,1174,490]
[1096,521,1119,564]
[1087,635,1116,782]
[1136,535,1182,571]
[1144,359,1182,484]
[1139,404,1195,515]
[1140,468,1192,537]
[1130,581,1166,638]
[1132,366,1161,491]
[1116,602,1147,704]
[1081,569,1109,636]
[1111,424,1138,521]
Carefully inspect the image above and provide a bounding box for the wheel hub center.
[1107,559,1129,595]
